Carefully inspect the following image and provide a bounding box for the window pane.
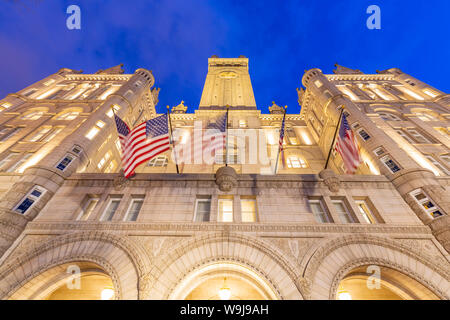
[309,201,328,223]
[195,199,211,222]
[103,200,120,221]
[126,200,143,221]
[241,200,256,222]
[333,201,353,223]
[16,198,35,214]
[79,198,99,221]
[218,199,233,222]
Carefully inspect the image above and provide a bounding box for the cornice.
[325,74,395,81]
[64,74,132,81]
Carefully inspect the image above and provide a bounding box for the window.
[0,127,22,142]
[22,88,38,97]
[77,197,99,221]
[423,89,438,98]
[434,127,449,136]
[0,102,12,111]
[357,128,371,141]
[381,155,401,173]
[7,153,33,173]
[373,147,385,157]
[85,120,105,140]
[104,160,117,173]
[29,127,52,142]
[395,129,415,144]
[287,156,308,168]
[56,154,75,171]
[56,111,80,120]
[355,200,377,224]
[0,153,19,171]
[424,155,449,175]
[241,198,257,222]
[101,197,121,221]
[308,199,330,223]
[286,128,299,145]
[21,111,44,120]
[332,200,355,223]
[106,104,121,118]
[148,155,168,167]
[415,112,437,122]
[42,127,64,142]
[314,80,323,88]
[14,186,46,214]
[115,138,122,153]
[410,189,444,219]
[440,154,450,166]
[239,120,247,128]
[125,197,144,221]
[218,199,233,222]
[71,145,83,155]
[194,197,211,222]
[406,129,431,144]
[97,151,111,170]
[378,112,401,121]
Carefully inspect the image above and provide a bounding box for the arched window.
[21,111,44,120]
[286,155,308,168]
[55,111,80,120]
[378,112,401,121]
[415,112,438,122]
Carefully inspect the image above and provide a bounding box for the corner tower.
[199,56,257,110]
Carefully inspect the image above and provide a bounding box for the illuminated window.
[0,127,22,142]
[406,129,431,144]
[0,102,12,111]
[241,198,257,222]
[355,200,377,224]
[104,160,117,173]
[148,155,168,167]
[410,189,444,219]
[29,127,52,142]
[308,199,330,223]
[381,155,401,173]
[0,152,19,171]
[424,155,448,175]
[42,127,64,142]
[423,89,438,98]
[286,128,299,145]
[106,104,121,118]
[194,196,211,222]
[287,156,308,168]
[56,111,80,120]
[218,198,233,222]
[395,129,415,144]
[357,128,371,141]
[434,127,449,136]
[97,151,111,170]
[378,112,401,121]
[21,111,44,120]
[85,120,105,140]
[125,197,144,221]
[22,88,38,97]
[7,153,33,173]
[101,197,121,221]
[314,80,323,88]
[77,197,99,221]
[239,120,247,128]
[115,138,122,153]
[14,185,46,214]
[332,200,355,223]
[415,112,437,122]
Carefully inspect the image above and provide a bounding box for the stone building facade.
[0,57,448,300]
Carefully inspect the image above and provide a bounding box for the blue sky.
[0,0,449,114]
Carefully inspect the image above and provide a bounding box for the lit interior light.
[300,130,312,145]
[266,133,275,145]
[337,290,352,300]
[218,278,231,300]
[101,288,115,300]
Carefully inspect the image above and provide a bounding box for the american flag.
[114,113,170,178]
[334,114,362,174]
[190,112,227,165]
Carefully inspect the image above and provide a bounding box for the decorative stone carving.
[95,63,125,75]
[215,166,238,192]
[171,100,188,114]
[319,169,340,192]
[333,64,363,75]
[268,101,285,114]
[151,87,160,105]
[113,172,130,191]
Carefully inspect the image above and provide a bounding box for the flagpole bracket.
[215,166,238,192]
[319,169,340,193]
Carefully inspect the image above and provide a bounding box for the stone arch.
[146,232,304,300]
[304,234,449,300]
[0,231,151,300]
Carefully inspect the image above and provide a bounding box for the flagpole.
[225,105,229,167]
[274,106,287,174]
[324,107,344,170]
[167,105,180,174]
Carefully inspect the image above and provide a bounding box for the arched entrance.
[336,266,440,300]
[169,262,280,300]
[9,262,117,300]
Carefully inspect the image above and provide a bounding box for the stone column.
[0,68,155,259]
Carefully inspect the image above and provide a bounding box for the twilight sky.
[0,0,449,114]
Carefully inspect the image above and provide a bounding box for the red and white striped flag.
[114,113,170,178]
[334,114,362,174]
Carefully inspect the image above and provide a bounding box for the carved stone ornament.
[215,166,238,192]
[268,101,285,114]
[113,173,130,191]
[319,169,340,192]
